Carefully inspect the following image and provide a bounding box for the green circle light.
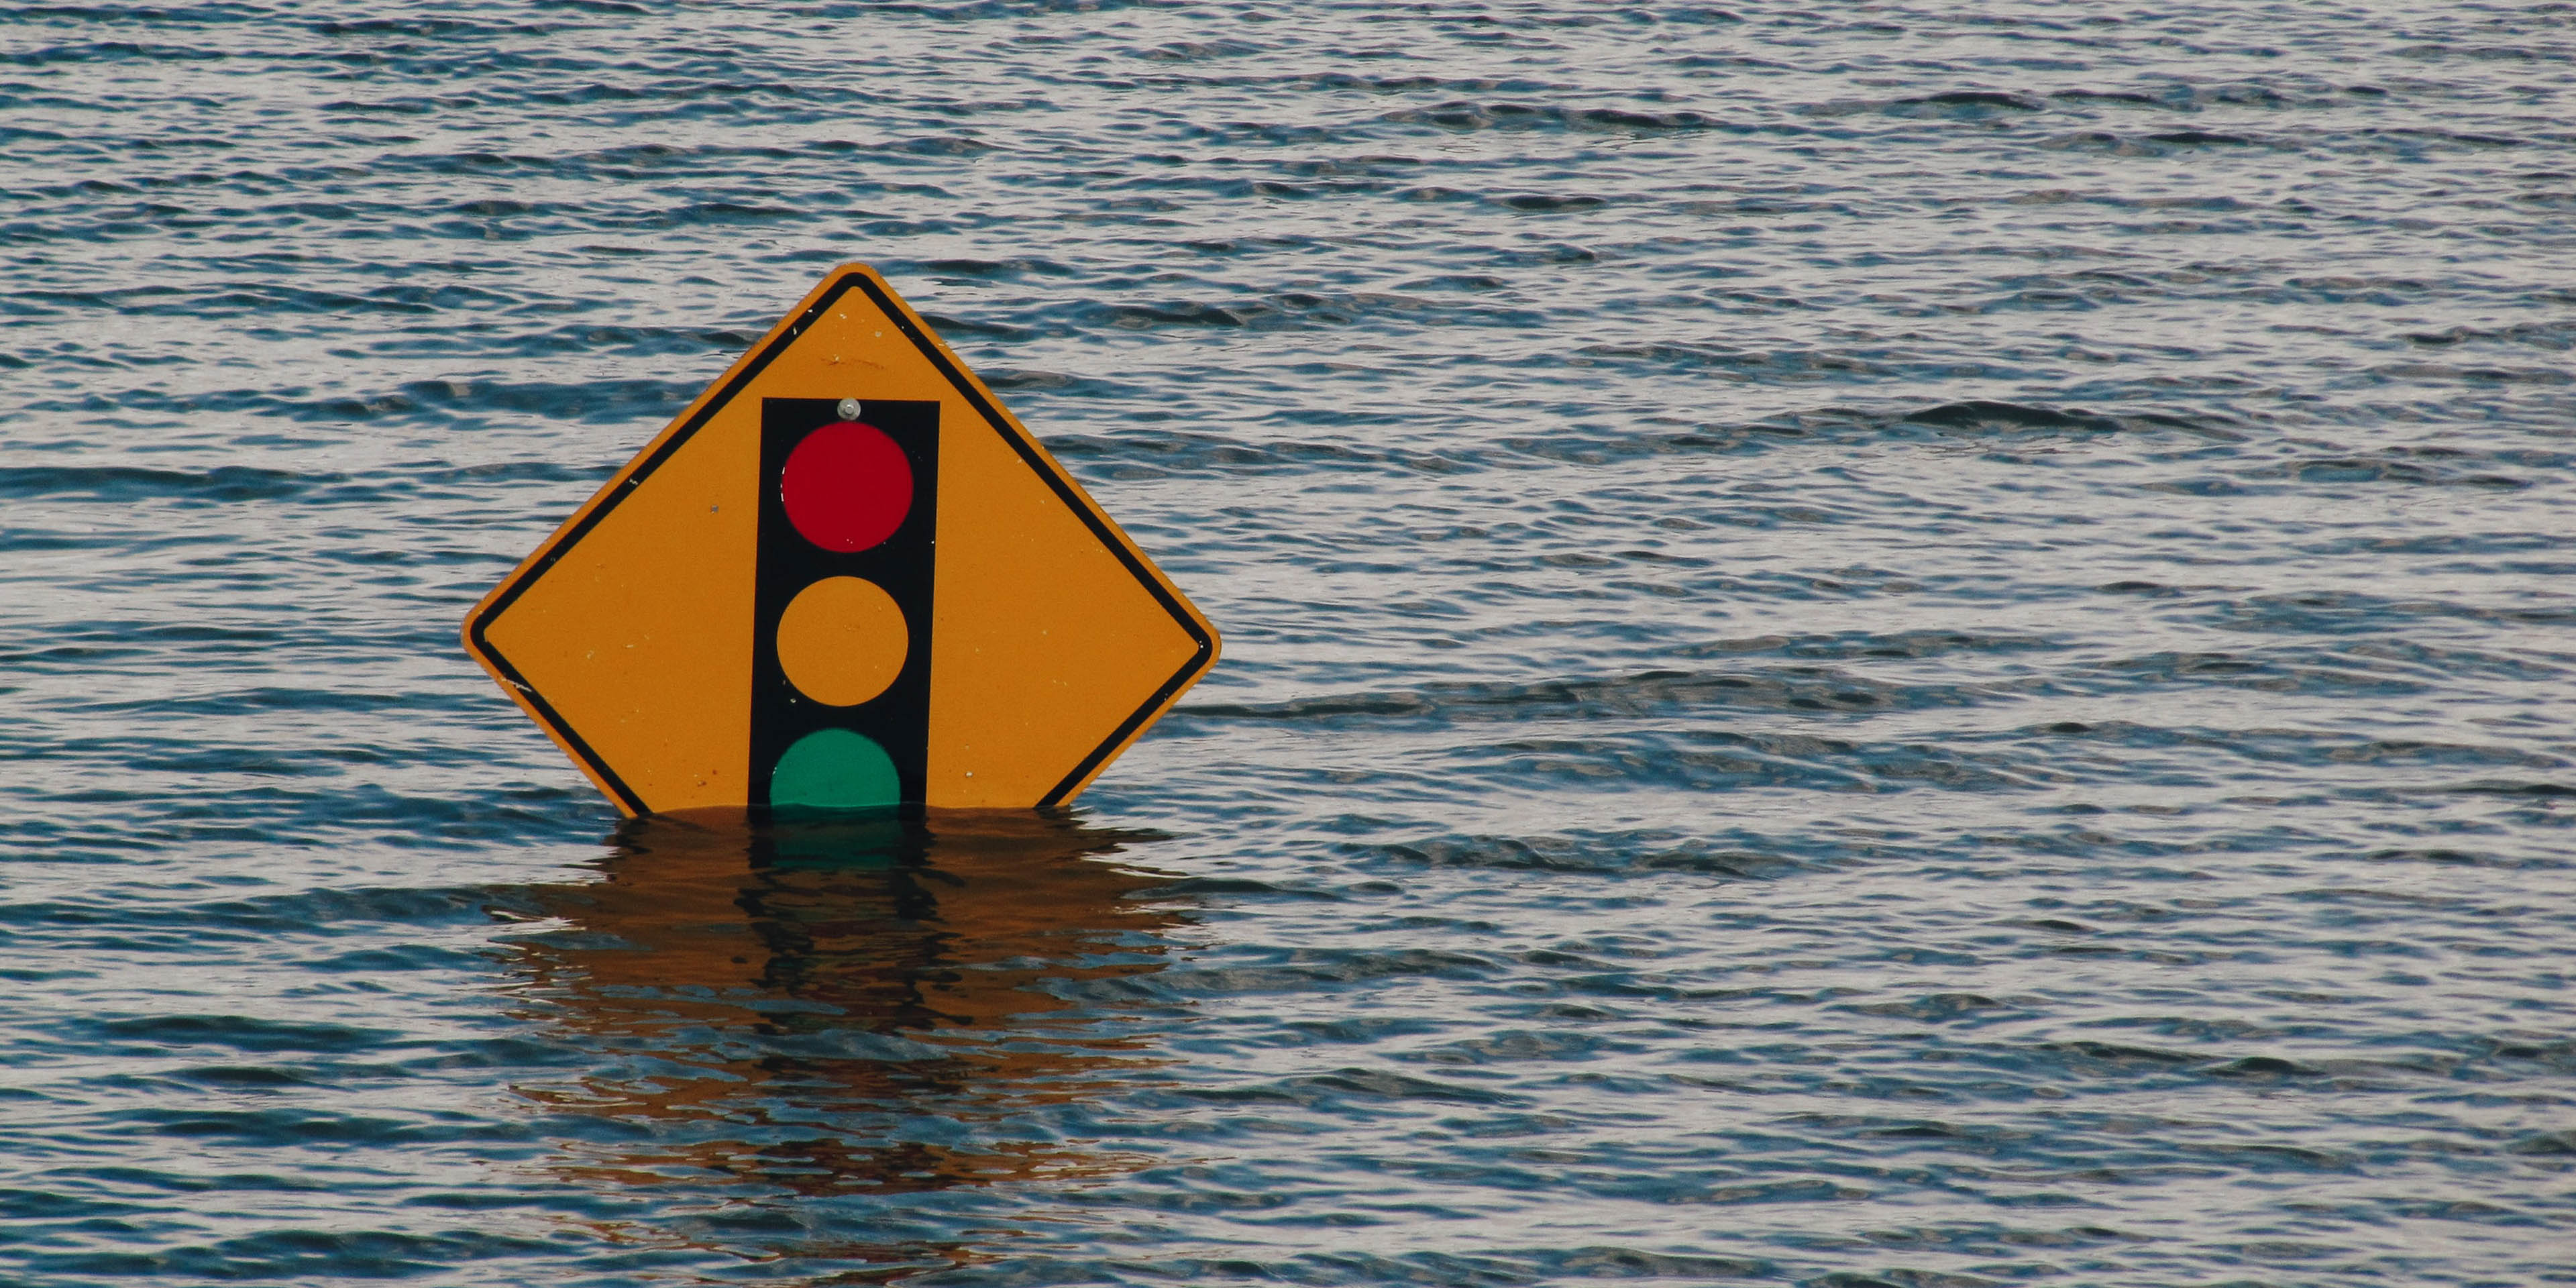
[769,729,902,812]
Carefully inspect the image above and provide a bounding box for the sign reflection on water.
[499,811,1191,1208]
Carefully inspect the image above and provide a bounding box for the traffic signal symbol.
[751,398,937,814]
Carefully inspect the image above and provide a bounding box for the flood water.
[4,2,2574,1284]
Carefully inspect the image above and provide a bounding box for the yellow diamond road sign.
[462,263,1219,816]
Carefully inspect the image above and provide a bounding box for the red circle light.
[780,421,912,553]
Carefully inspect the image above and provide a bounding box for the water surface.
[3,1,2573,1283]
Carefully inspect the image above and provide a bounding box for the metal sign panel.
[463,264,1218,816]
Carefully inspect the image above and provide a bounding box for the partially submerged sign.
[464,264,1218,816]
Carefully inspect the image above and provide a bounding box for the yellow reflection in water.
[502,808,1188,1230]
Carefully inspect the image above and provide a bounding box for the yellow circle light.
[775,576,908,707]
